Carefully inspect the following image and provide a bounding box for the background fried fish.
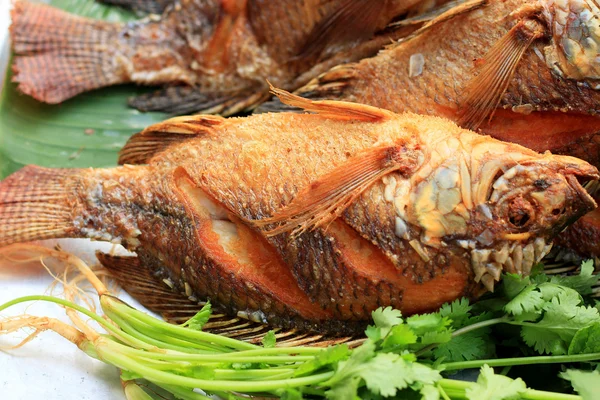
[10,0,433,115]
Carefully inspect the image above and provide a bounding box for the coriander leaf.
[560,369,600,400]
[504,285,544,317]
[433,330,494,362]
[503,273,532,300]
[325,340,376,386]
[438,298,472,328]
[569,322,600,355]
[325,340,441,399]
[537,283,580,302]
[521,290,599,355]
[261,330,276,348]
[406,313,451,336]
[356,353,441,397]
[371,306,403,337]
[294,344,349,377]
[550,260,599,296]
[325,340,376,400]
[325,376,361,400]
[409,362,443,386]
[420,384,440,400]
[382,323,417,350]
[419,330,453,346]
[466,365,527,400]
[182,301,212,330]
[360,353,413,397]
[365,324,382,342]
[529,263,547,281]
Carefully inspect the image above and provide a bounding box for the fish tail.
[0,166,83,247]
[10,1,126,104]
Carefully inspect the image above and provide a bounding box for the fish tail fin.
[0,166,82,247]
[10,1,125,103]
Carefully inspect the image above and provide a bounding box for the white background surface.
[0,240,136,400]
[0,3,138,399]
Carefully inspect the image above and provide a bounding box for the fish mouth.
[469,237,553,292]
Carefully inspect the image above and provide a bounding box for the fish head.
[463,152,598,287]
[542,0,600,86]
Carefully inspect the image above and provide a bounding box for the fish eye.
[552,207,566,216]
[509,208,530,227]
[506,197,535,228]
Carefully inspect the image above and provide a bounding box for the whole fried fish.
[260,0,600,166]
[10,0,427,116]
[0,90,596,333]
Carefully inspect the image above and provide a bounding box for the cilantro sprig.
[1,254,599,400]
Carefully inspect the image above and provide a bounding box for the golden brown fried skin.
[0,96,597,332]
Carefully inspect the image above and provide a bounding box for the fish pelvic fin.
[457,18,546,130]
[269,84,393,122]
[253,144,421,237]
[0,166,81,247]
[10,1,125,104]
[95,252,204,323]
[119,114,225,164]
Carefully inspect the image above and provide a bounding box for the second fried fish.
[261,0,600,166]
[10,0,426,115]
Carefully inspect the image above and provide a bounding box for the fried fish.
[10,0,428,116]
[0,90,596,333]
[260,0,600,166]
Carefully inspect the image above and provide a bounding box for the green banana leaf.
[0,0,168,179]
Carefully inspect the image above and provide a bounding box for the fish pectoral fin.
[253,144,419,237]
[129,85,270,117]
[270,84,394,122]
[118,114,226,165]
[457,18,545,130]
[294,0,385,61]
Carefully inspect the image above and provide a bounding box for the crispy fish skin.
[9,0,423,115]
[0,93,597,332]
[261,0,600,163]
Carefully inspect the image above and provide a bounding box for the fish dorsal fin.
[270,85,394,122]
[457,18,545,130]
[252,144,421,237]
[295,0,385,61]
[118,115,225,165]
[386,0,488,51]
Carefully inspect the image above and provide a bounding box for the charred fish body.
[10,0,425,116]
[0,92,596,333]
[260,0,600,166]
